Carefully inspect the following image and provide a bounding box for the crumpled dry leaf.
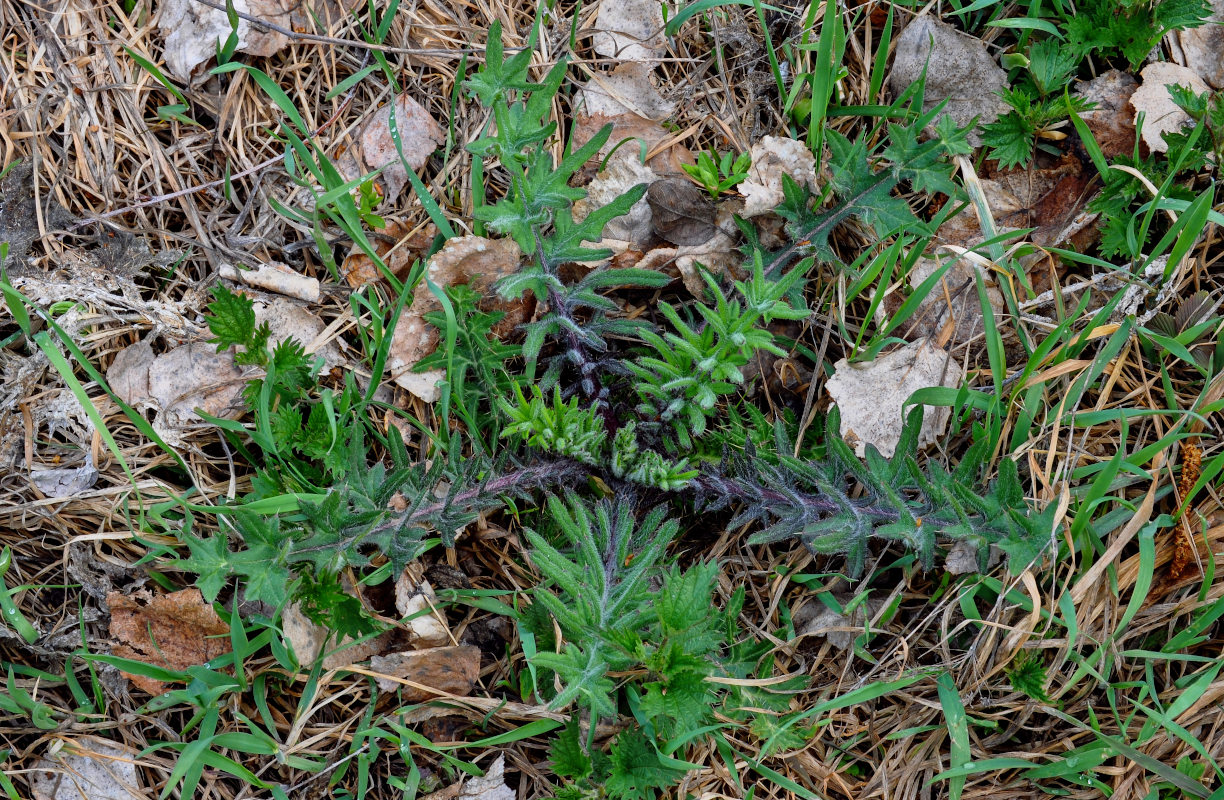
[395,569,451,648]
[571,111,693,176]
[34,388,97,448]
[107,588,231,694]
[825,338,964,458]
[358,93,446,200]
[647,178,716,245]
[1131,62,1211,153]
[739,136,821,218]
[1170,0,1224,89]
[889,16,1008,144]
[388,236,523,401]
[637,198,743,296]
[342,220,437,288]
[107,340,249,446]
[579,62,676,120]
[455,754,516,800]
[252,295,345,369]
[940,155,1095,250]
[369,644,481,696]
[157,0,359,83]
[31,737,142,800]
[944,538,1002,575]
[593,0,665,62]
[572,156,658,247]
[159,0,288,82]
[219,261,319,302]
[280,601,394,670]
[792,594,885,651]
[30,454,99,498]
[1075,70,1139,159]
[905,254,1005,347]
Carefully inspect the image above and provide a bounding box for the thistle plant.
[177,19,1053,800]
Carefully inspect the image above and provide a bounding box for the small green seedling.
[682,149,752,198]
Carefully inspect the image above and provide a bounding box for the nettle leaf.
[606,729,684,800]
[981,111,1036,170]
[224,514,294,608]
[640,670,714,738]
[206,284,257,351]
[550,718,593,781]
[177,533,232,603]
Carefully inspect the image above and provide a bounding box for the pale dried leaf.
[579,62,676,120]
[220,261,319,302]
[740,136,820,218]
[107,588,231,694]
[252,295,344,368]
[394,572,451,648]
[457,755,515,800]
[35,388,98,445]
[572,156,658,247]
[158,0,291,84]
[906,254,1005,347]
[281,602,394,670]
[944,539,1002,574]
[1131,62,1210,153]
[889,17,1008,145]
[593,0,666,62]
[825,338,964,457]
[108,340,249,446]
[30,455,99,498]
[791,594,884,651]
[146,342,249,445]
[157,0,359,83]
[1171,0,1224,89]
[31,738,142,800]
[106,340,155,409]
[360,93,445,199]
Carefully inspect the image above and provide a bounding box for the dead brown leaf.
[369,644,481,697]
[157,0,360,83]
[388,236,524,401]
[342,220,437,288]
[107,340,249,446]
[571,111,693,176]
[825,338,964,458]
[889,17,1008,144]
[107,588,231,694]
[395,568,451,648]
[281,601,394,670]
[1171,0,1224,89]
[740,136,823,218]
[593,0,666,62]
[359,93,446,200]
[647,178,716,245]
[1075,70,1139,159]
